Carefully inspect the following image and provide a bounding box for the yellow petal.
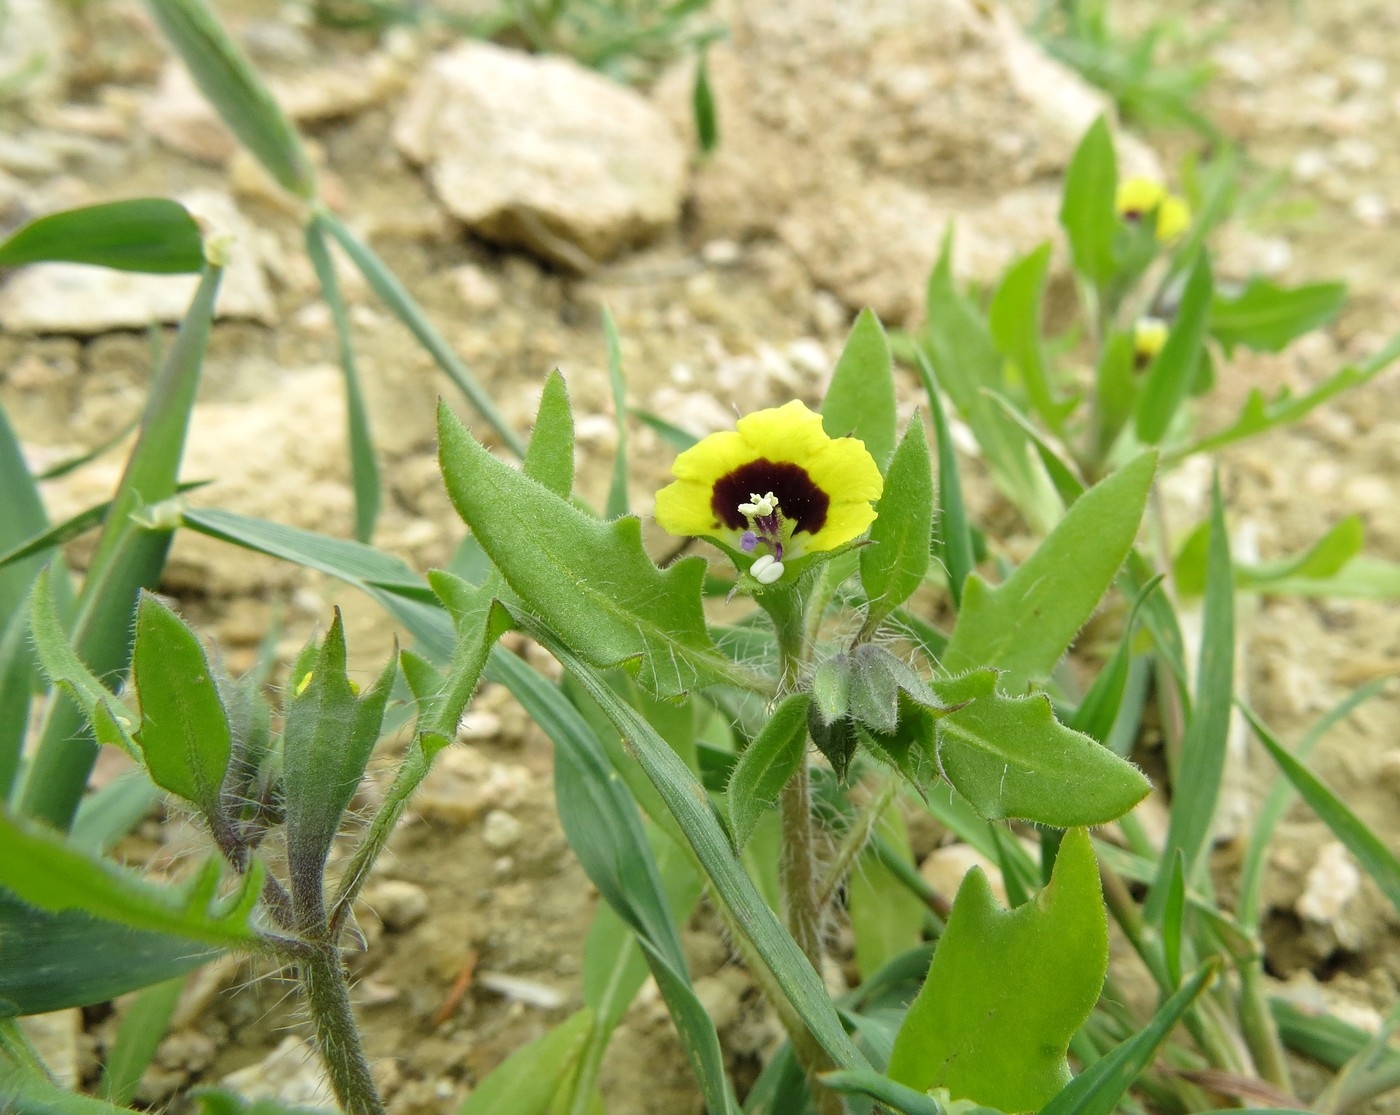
[654,478,723,536]
[735,400,832,463]
[1155,195,1191,242]
[804,435,884,508]
[1116,177,1166,217]
[805,499,878,553]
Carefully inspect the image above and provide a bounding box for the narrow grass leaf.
[602,309,630,517]
[1039,963,1215,1115]
[861,418,933,626]
[132,593,231,815]
[888,829,1108,1111]
[0,199,203,273]
[2,1041,146,1112]
[305,218,379,541]
[0,405,49,627]
[1237,680,1389,932]
[989,242,1067,431]
[819,1071,945,1115]
[1210,277,1346,355]
[942,451,1156,691]
[692,49,718,154]
[1071,574,1164,745]
[438,402,748,699]
[99,975,185,1105]
[823,308,897,469]
[848,809,925,981]
[1058,116,1118,284]
[0,813,259,949]
[20,262,222,829]
[319,209,525,456]
[1135,251,1214,445]
[1172,329,1400,460]
[511,618,868,1071]
[727,693,809,850]
[1146,479,1233,920]
[71,772,161,855]
[143,0,314,197]
[1248,707,1400,917]
[524,369,576,499]
[1163,850,1186,987]
[630,408,699,452]
[916,353,974,609]
[0,891,215,1018]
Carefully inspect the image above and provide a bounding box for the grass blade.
[602,308,630,518]
[0,199,202,273]
[915,353,974,609]
[306,216,379,541]
[99,975,185,1105]
[317,207,525,457]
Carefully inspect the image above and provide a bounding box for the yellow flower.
[654,400,883,584]
[1132,317,1169,368]
[1116,176,1191,243]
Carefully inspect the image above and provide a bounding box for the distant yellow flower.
[654,401,883,584]
[1116,176,1191,243]
[1133,317,1169,368]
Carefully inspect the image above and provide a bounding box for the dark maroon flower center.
[711,459,829,535]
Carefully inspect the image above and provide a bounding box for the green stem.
[1238,956,1292,1092]
[299,943,387,1115]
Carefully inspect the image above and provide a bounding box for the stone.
[1297,841,1363,949]
[143,64,238,165]
[220,1036,335,1108]
[921,843,1007,905]
[0,0,67,106]
[0,191,275,334]
[653,0,1159,325]
[363,878,430,932]
[482,809,524,852]
[394,41,687,268]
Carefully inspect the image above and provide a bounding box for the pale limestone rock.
[0,0,66,105]
[0,191,274,334]
[920,843,1007,905]
[654,0,1158,325]
[482,809,524,852]
[363,879,430,932]
[1298,841,1363,949]
[220,1036,335,1108]
[394,41,687,268]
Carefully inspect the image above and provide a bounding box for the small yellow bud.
[1155,195,1191,242]
[1133,318,1169,367]
[295,671,314,696]
[1116,177,1166,220]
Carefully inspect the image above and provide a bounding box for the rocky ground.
[3,0,1400,1110]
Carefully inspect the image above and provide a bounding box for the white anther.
[750,555,786,584]
[738,491,779,518]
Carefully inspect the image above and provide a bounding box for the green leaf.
[458,1008,595,1115]
[305,218,379,542]
[525,369,576,500]
[100,975,185,1105]
[917,356,974,609]
[819,1071,945,1115]
[20,261,223,829]
[1210,277,1346,354]
[281,612,395,918]
[132,593,231,815]
[921,231,1059,531]
[942,451,1157,691]
[860,418,932,625]
[602,309,630,518]
[934,681,1150,826]
[1059,116,1119,284]
[0,890,214,1017]
[693,49,719,155]
[1247,707,1400,918]
[1172,329,1400,460]
[1039,963,1215,1115]
[727,694,809,850]
[0,813,259,950]
[510,620,868,1072]
[1070,574,1163,745]
[318,209,525,457]
[887,828,1108,1110]
[988,242,1068,430]
[823,308,897,470]
[143,0,315,198]
[1092,329,1137,461]
[0,199,203,274]
[1238,514,1365,590]
[1,1038,145,1113]
[437,401,748,700]
[1146,479,1232,918]
[1135,252,1213,445]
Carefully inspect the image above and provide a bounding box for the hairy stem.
[299,943,386,1115]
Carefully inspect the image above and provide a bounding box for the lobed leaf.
[438,402,748,700]
[1210,276,1346,355]
[888,828,1108,1111]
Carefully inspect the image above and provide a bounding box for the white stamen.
[751,555,785,584]
[738,491,779,518]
